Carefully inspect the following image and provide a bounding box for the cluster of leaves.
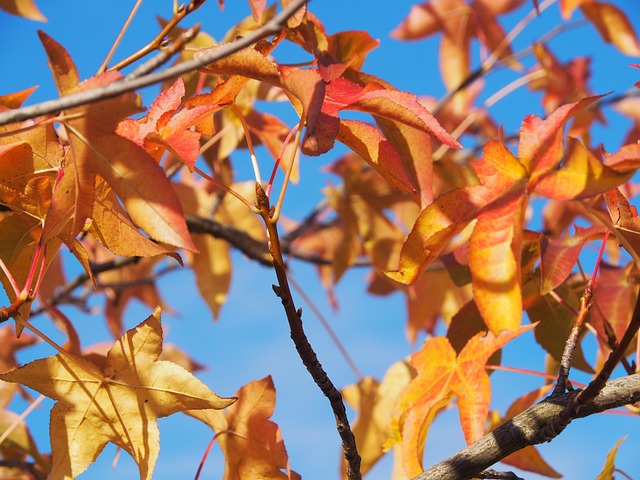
[0,0,640,479]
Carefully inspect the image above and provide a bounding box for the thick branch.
[0,0,308,126]
[416,373,640,480]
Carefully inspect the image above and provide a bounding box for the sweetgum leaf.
[0,308,235,479]
[388,324,535,477]
[390,98,636,333]
[581,2,640,56]
[39,32,196,251]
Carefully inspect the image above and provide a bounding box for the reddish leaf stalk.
[255,183,362,480]
[194,432,221,480]
[266,123,300,197]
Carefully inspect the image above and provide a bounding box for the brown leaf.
[188,376,300,480]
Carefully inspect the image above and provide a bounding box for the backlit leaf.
[39,32,196,251]
[0,308,235,479]
[388,324,535,477]
[188,376,299,480]
[581,2,640,56]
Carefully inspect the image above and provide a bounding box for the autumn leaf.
[0,0,46,21]
[188,376,300,480]
[0,307,235,480]
[595,436,627,480]
[392,0,523,113]
[388,98,634,333]
[38,32,196,252]
[538,225,608,295]
[116,77,219,169]
[0,86,38,108]
[523,276,593,373]
[0,408,50,473]
[0,325,38,407]
[387,324,535,477]
[604,186,640,257]
[581,2,640,56]
[341,361,415,478]
[590,263,639,356]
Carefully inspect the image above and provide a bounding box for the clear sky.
[1,1,640,479]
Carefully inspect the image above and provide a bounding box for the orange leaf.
[188,376,300,480]
[39,32,196,251]
[341,362,415,478]
[337,120,415,195]
[0,86,38,108]
[116,78,219,169]
[581,2,640,56]
[533,138,633,200]
[388,324,535,477]
[523,277,593,373]
[0,0,45,21]
[539,225,608,294]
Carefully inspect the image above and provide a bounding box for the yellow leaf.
[0,307,235,479]
[342,361,415,478]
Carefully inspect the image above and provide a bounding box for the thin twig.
[0,0,309,126]
[107,0,206,73]
[125,24,202,80]
[98,0,145,74]
[254,183,362,480]
[288,275,364,380]
[535,292,640,443]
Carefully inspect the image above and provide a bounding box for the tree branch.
[0,0,309,126]
[254,183,362,480]
[416,373,640,480]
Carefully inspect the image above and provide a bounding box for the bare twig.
[534,292,640,443]
[107,0,205,73]
[0,0,309,126]
[553,284,593,395]
[254,183,362,480]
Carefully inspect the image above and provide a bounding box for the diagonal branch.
[0,0,309,126]
[416,372,640,480]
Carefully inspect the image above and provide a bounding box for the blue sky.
[1,0,640,479]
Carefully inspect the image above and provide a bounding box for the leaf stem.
[97,0,145,74]
[193,166,259,213]
[271,123,302,223]
[266,122,300,197]
[230,104,261,184]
